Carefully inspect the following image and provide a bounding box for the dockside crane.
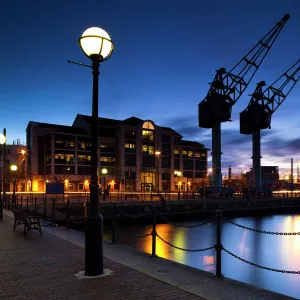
[198,14,290,190]
[240,59,300,191]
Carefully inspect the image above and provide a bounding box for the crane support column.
[252,130,261,191]
[212,123,222,190]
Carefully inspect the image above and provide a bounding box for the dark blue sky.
[1,0,300,176]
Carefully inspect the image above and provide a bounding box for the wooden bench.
[13,209,43,237]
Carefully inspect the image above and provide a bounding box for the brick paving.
[0,217,203,300]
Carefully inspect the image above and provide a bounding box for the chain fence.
[159,214,216,229]
[223,247,300,274]
[115,224,152,238]
[119,210,151,218]
[226,219,300,235]
[156,233,215,252]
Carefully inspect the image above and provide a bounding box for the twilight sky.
[1,0,300,177]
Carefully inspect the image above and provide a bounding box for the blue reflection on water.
[104,214,300,299]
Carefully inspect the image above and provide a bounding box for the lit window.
[174,149,179,155]
[188,151,193,157]
[142,121,155,130]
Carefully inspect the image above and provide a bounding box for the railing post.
[44,195,47,220]
[26,196,29,214]
[20,196,23,210]
[66,198,70,228]
[34,197,37,214]
[52,198,55,225]
[215,210,223,278]
[112,203,116,244]
[151,205,157,257]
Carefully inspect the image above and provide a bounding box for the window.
[162,144,170,156]
[162,157,170,168]
[100,156,115,166]
[143,121,155,130]
[125,130,136,139]
[65,139,75,149]
[125,171,136,179]
[65,154,74,164]
[125,155,136,166]
[142,130,154,141]
[78,155,91,165]
[142,145,154,154]
[46,154,51,164]
[195,152,201,159]
[142,155,155,167]
[125,143,135,153]
[188,151,193,158]
[174,159,180,169]
[162,173,170,180]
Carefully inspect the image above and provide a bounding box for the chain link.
[223,247,300,274]
[115,225,152,238]
[69,217,86,224]
[119,210,151,218]
[159,214,216,229]
[156,233,215,252]
[226,220,300,235]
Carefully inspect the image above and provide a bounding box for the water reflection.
[105,214,300,299]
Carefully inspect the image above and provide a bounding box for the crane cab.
[198,93,232,128]
[240,103,271,134]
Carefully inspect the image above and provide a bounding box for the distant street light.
[78,26,114,276]
[102,168,108,201]
[0,131,6,220]
[10,164,17,209]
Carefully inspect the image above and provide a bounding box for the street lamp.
[78,26,114,276]
[10,164,17,209]
[102,168,108,201]
[0,131,6,219]
[155,151,161,194]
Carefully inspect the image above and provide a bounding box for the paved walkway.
[0,210,295,300]
[0,214,201,300]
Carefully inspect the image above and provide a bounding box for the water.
[104,214,300,299]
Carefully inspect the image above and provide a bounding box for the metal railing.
[5,195,300,277]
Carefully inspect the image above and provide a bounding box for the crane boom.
[240,59,300,134]
[199,13,290,128]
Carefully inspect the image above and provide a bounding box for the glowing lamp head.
[102,168,108,175]
[155,151,161,156]
[65,179,69,184]
[84,180,89,184]
[20,149,26,155]
[0,134,6,145]
[10,165,17,171]
[208,168,212,173]
[79,27,114,61]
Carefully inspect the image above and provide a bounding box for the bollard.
[112,203,116,244]
[151,205,157,257]
[44,196,47,220]
[215,210,223,278]
[26,196,29,214]
[52,198,55,225]
[34,197,37,214]
[66,198,70,228]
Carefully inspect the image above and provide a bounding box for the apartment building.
[25,114,208,192]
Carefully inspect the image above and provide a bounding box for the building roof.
[122,116,144,126]
[77,114,122,127]
[28,121,87,135]
[181,140,207,149]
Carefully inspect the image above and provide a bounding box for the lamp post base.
[85,216,104,276]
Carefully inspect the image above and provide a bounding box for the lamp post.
[0,131,6,219]
[208,167,212,187]
[102,168,108,201]
[155,151,161,194]
[78,27,114,276]
[10,164,17,209]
